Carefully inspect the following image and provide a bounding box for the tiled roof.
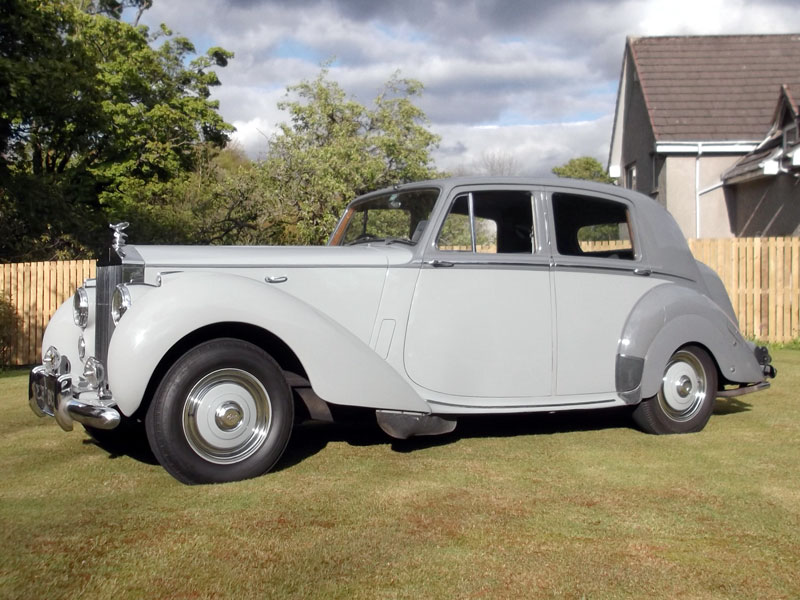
[630,34,800,141]
[722,84,800,183]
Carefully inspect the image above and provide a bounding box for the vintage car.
[29,177,776,484]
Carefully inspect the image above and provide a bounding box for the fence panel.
[1,260,95,366]
[687,237,800,343]
[1,241,799,365]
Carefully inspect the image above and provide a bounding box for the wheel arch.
[616,283,764,403]
[133,322,306,420]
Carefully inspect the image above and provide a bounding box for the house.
[607,34,800,238]
[721,85,800,236]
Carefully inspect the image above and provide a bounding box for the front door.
[404,186,553,403]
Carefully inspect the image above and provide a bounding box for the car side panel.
[553,267,662,395]
[404,265,553,399]
[107,271,431,417]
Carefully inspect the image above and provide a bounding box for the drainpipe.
[695,143,702,238]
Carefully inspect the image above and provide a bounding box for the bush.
[0,295,20,367]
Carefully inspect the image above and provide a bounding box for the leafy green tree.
[0,0,233,260]
[169,145,279,246]
[0,293,20,367]
[260,68,441,245]
[551,156,614,184]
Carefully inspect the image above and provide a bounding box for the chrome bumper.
[29,366,120,432]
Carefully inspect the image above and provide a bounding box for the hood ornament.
[110,222,130,256]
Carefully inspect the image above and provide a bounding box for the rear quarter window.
[552,192,635,260]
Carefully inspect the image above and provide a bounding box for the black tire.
[632,345,718,434]
[145,338,294,484]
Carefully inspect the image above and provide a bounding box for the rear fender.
[107,271,429,416]
[617,284,764,402]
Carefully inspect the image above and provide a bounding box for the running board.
[717,381,771,398]
[376,410,457,439]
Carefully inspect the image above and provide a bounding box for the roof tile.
[630,35,800,141]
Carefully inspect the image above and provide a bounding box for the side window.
[437,191,534,254]
[552,192,635,260]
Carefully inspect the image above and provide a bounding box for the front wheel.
[632,345,718,434]
[146,339,294,484]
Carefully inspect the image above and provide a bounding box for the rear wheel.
[633,345,718,434]
[146,338,293,484]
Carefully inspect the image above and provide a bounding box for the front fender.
[617,283,765,401]
[107,271,430,416]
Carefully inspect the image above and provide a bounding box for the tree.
[0,0,233,260]
[259,69,441,245]
[170,144,276,246]
[551,156,614,184]
[447,150,522,177]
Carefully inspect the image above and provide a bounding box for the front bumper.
[29,366,120,432]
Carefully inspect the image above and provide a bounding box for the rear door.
[546,186,661,396]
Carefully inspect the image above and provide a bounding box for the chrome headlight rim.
[111,284,132,325]
[72,287,89,329]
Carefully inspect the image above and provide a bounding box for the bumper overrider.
[28,348,120,432]
[716,344,777,398]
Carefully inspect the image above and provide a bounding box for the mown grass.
[1,351,799,599]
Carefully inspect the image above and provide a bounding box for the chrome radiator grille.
[95,265,122,369]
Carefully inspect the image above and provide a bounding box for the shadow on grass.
[278,406,637,470]
[713,397,752,415]
[79,398,754,473]
[81,419,159,465]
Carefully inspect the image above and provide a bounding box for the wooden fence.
[1,238,798,365]
[688,238,800,344]
[1,261,96,366]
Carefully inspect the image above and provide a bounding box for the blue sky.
[139,0,800,175]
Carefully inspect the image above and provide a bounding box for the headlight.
[111,284,132,325]
[73,287,89,328]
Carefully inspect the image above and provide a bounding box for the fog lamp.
[82,357,105,389]
[42,346,61,375]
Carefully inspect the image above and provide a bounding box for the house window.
[625,163,637,190]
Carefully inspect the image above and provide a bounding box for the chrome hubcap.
[215,402,244,431]
[676,375,693,398]
[183,368,272,464]
[658,351,707,422]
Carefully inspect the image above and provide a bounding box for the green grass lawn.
[2,351,799,599]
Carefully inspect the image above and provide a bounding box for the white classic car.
[29,177,776,484]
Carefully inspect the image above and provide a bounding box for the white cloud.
[632,0,799,35]
[432,116,614,176]
[230,117,274,159]
[138,0,800,175]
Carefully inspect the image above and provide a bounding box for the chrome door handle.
[426,260,454,268]
[634,268,652,276]
[266,276,288,284]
